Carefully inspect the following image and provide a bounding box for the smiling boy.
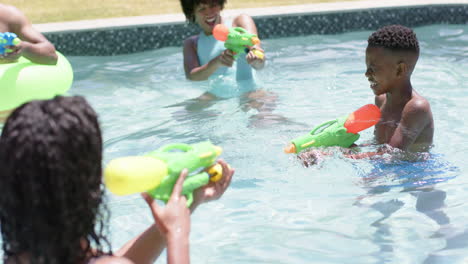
[366,25,433,153]
[299,25,434,165]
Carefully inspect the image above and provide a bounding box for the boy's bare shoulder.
[405,93,432,115]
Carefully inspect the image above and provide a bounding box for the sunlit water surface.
[2,24,468,264]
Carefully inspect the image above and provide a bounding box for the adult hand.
[216,49,235,67]
[246,46,265,69]
[191,159,234,208]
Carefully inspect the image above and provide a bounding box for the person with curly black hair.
[0,96,234,264]
[365,25,433,152]
[299,25,434,165]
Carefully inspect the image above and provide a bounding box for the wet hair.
[368,25,419,53]
[0,96,111,264]
[179,0,226,22]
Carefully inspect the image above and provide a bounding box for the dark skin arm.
[232,14,265,70]
[299,96,432,164]
[183,35,235,81]
[114,160,234,264]
[183,14,265,80]
[347,97,432,159]
[0,4,57,65]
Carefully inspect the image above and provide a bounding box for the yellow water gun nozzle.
[214,146,223,156]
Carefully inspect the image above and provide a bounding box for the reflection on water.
[353,154,462,263]
[1,24,467,263]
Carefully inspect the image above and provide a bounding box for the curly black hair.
[0,96,111,264]
[368,25,419,53]
[179,0,226,22]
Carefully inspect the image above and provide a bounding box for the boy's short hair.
[368,25,419,53]
[180,0,227,22]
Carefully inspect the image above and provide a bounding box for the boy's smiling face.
[194,2,223,35]
[365,46,400,95]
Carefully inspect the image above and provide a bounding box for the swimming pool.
[3,23,468,263]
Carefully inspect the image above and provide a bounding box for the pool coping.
[35,0,468,56]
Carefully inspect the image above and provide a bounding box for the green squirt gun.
[284,104,381,154]
[104,141,224,206]
[213,24,264,59]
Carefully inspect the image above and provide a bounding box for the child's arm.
[1,5,57,65]
[183,35,235,81]
[115,170,190,264]
[143,169,191,264]
[233,14,265,70]
[114,160,234,263]
[385,98,432,150]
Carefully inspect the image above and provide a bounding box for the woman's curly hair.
[179,0,226,22]
[368,25,419,53]
[0,96,111,264]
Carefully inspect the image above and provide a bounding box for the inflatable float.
[0,51,73,123]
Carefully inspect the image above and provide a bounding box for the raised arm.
[115,170,190,264]
[2,5,57,65]
[115,160,234,264]
[233,14,265,70]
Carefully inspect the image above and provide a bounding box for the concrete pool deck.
[34,0,468,56]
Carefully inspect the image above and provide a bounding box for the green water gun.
[0,32,21,54]
[284,104,381,154]
[104,141,224,206]
[213,24,264,59]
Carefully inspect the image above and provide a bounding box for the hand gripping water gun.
[213,24,264,60]
[104,141,224,206]
[0,32,21,55]
[284,104,381,154]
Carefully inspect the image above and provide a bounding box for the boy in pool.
[0,4,57,65]
[0,96,234,264]
[299,25,434,165]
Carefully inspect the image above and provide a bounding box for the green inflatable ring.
[0,51,73,112]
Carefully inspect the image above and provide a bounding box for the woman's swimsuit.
[196,19,257,98]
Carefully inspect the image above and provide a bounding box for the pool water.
[5,24,468,263]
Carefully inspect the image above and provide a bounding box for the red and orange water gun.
[284,104,381,154]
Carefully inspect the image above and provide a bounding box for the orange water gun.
[213,24,264,60]
[284,104,381,154]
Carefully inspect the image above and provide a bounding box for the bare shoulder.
[405,93,432,116]
[183,35,198,49]
[92,256,134,264]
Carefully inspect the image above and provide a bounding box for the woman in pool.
[180,0,265,99]
[174,0,287,127]
[0,96,234,264]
